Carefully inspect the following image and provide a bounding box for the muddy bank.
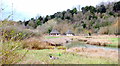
[67,47,119,60]
[43,35,118,47]
[72,35,119,47]
[23,35,118,50]
[85,39,112,46]
[22,37,67,50]
[43,36,73,46]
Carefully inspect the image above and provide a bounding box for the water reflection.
[65,41,119,51]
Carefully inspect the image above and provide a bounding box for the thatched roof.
[50,30,60,34]
[66,30,74,34]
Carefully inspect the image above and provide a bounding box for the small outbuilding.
[50,29,60,36]
[66,30,74,36]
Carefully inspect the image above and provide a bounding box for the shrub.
[1,26,33,41]
[98,27,109,34]
[22,38,52,49]
[0,41,27,64]
[98,17,120,34]
[0,20,41,41]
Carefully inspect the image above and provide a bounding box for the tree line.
[18,1,120,34]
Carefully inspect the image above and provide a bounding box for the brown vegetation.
[0,20,41,64]
[0,41,25,64]
[67,47,118,60]
[22,37,68,50]
[98,17,120,35]
[0,20,41,42]
[22,37,53,49]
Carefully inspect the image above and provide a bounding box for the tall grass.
[0,20,37,64]
[22,37,55,49]
[0,41,29,65]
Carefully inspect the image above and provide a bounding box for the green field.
[18,49,118,64]
[106,38,119,47]
[109,38,119,43]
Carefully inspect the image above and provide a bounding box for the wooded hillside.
[16,1,120,35]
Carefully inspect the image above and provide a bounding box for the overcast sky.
[0,0,119,21]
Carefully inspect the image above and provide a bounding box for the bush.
[98,17,120,34]
[0,20,41,41]
[0,41,27,64]
[22,38,52,49]
[1,26,34,41]
[98,27,109,34]
[0,20,30,64]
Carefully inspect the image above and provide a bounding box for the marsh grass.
[22,38,56,49]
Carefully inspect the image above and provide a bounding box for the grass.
[106,44,118,48]
[109,38,119,43]
[18,49,118,64]
[0,41,24,64]
[45,36,62,39]
[93,37,119,48]
[106,38,119,47]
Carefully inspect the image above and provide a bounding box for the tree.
[81,7,87,14]
[113,1,120,12]
[36,19,41,26]
[43,15,49,23]
[71,8,77,15]
[81,6,96,14]
[24,21,29,26]
[28,20,37,29]
[97,5,106,13]
[54,12,63,19]
[31,18,34,21]
[82,23,86,28]
[61,11,66,19]
[64,11,72,20]
[38,16,43,20]
[89,6,96,13]
[50,15,55,19]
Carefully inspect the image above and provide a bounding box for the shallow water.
[65,41,119,51]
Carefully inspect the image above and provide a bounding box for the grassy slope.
[18,49,118,64]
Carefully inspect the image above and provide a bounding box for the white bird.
[49,55,59,60]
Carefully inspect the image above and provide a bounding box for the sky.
[0,0,119,21]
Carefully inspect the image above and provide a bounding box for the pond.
[64,41,119,51]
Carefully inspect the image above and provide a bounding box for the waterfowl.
[49,55,59,59]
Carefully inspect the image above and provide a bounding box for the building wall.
[50,33,60,36]
[66,34,74,36]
